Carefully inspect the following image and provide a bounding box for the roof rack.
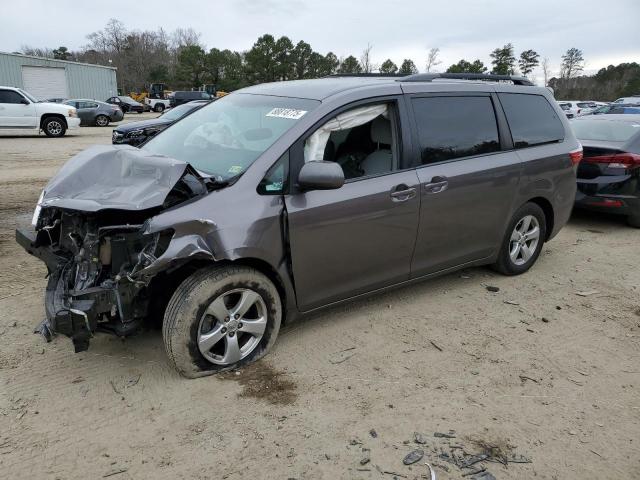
[328,73,409,78]
[399,73,534,86]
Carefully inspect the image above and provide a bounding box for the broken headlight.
[31,190,45,226]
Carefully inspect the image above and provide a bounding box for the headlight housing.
[32,190,45,226]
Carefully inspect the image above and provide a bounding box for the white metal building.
[0,52,117,101]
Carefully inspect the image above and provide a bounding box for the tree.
[446,59,487,73]
[52,46,71,60]
[379,59,398,74]
[490,43,516,75]
[21,45,54,58]
[323,52,340,76]
[338,55,362,74]
[244,34,278,83]
[292,40,313,79]
[426,47,441,72]
[360,43,376,73]
[541,57,551,86]
[176,45,207,88]
[518,49,540,77]
[560,47,584,79]
[399,59,418,75]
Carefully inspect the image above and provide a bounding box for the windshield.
[18,89,38,103]
[143,94,319,178]
[161,103,199,121]
[572,119,640,142]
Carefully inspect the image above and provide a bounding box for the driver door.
[284,99,420,311]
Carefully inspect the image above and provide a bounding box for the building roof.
[0,51,117,70]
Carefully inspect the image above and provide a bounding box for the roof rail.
[399,73,535,86]
[328,73,409,78]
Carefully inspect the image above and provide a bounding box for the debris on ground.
[369,429,378,438]
[434,432,456,439]
[414,432,427,444]
[575,290,599,297]
[403,449,424,465]
[429,340,443,352]
[485,286,500,293]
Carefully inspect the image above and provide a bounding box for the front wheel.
[42,117,66,137]
[163,265,282,378]
[95,114,109,127]
[154,103,165,113]
[492,202,547,275]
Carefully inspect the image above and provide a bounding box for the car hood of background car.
[39,145,199,212]
[114,118,173,133]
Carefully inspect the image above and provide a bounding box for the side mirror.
[298,161,345,191]
[20,98,30,105]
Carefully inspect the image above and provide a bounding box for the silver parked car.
[17,73,579,377]
[64,99,124,126]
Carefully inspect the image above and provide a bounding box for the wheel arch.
[526,196,554,240]
[149,257,290,326]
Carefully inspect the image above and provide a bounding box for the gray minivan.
[17,73,580,377]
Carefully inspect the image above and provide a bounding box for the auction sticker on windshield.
[266,108,307,120]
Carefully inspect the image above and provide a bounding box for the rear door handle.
[423,176,449,194]
[390,184,417,202]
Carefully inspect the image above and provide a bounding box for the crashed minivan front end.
[16,145,213,352]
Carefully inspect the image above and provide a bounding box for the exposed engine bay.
[16,145,221,352]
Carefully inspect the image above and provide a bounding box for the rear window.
[499,93,564,148]
[411,96,500,164]
[571,119,640,142]
[559,103,570,111]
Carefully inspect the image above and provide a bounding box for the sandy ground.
[0,116,639,480]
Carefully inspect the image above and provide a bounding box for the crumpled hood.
[41,145,191,212]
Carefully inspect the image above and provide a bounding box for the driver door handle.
[390,184,417,202]
[423,176,449,194]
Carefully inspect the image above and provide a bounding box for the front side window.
[304,102,397,180]
[411,96,500,164]
[0,90,26,104]
[143,93,318,180]
[498,93,564,148]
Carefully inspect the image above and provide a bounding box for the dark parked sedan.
[64,99,124,126]
[112,100,209,146]
[572,114,640,227]
[105,95,144,113]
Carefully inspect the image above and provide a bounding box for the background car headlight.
[128,129,145,137]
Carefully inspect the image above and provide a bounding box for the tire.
[154,103,165,113]
[95,115,109,127]
[492,202,547,275]
[163,265,282,378]
[42,117,66,137]
[627,214,640,228]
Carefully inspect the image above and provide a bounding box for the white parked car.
[0,86,80,137]
[613,96,640,104]
[558,100,601,117]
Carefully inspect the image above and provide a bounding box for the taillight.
[569,147,583,165]
[583,153,640,168]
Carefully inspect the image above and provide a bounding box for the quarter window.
[411,96,500,164]
[498,93,564,148]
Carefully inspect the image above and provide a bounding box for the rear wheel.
[154,103,165,113]
[42,117,66,137]
[163,265,282,378]
[493,202,547,275]
[95,114,109,127]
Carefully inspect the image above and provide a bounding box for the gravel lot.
[0,115,639,479]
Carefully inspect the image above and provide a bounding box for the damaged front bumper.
[17,219,169,352]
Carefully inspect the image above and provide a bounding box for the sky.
[2,0,639,82]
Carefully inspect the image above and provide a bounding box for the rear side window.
[411,96,500,164]
[0,90,25,104]
[499,93,564,148]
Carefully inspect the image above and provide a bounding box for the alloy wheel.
[509,215,540,266]
[47,121,62,135]
[197,288,267,365]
